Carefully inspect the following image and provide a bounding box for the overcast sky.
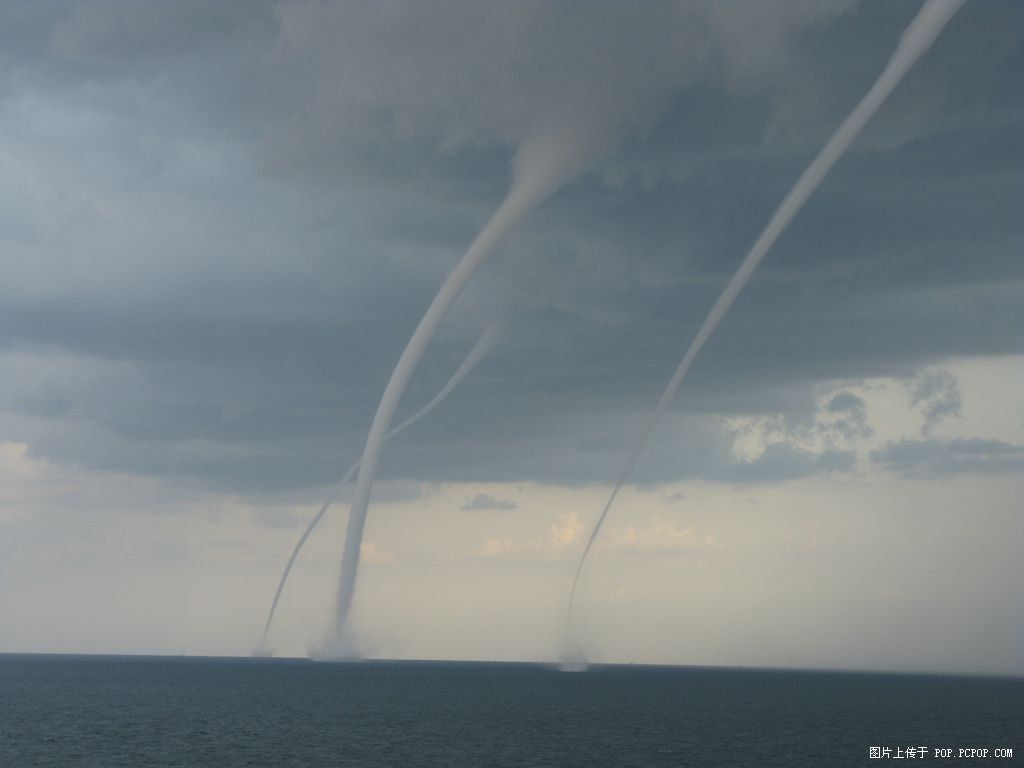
[0,0,1021,675]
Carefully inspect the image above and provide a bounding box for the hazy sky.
[0,1,1021,675]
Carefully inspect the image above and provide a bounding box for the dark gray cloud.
[461,494,519,512]
[823,391,873,442]
[827,393,865,414]
[0,1,1021,495]
[52,0,271,67]
[908,369,962,435]
[871,438,1024,476]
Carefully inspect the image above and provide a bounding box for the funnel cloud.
[259,328,496,651]
[568,0,969,635]
[330,126,610,652]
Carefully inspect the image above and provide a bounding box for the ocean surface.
[1,654,1019,767]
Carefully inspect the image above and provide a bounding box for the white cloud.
[602,516,715,557]
[471,510,583,560]
[359,541,395,565]
[0,441,42,483]
[476,536,517,559]
[549,511,583,551]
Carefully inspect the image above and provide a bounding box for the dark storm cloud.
[0,1,1021,494]
[51,0,272,66]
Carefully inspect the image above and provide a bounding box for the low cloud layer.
[1,2,1020,496]
[872,437,1024,476]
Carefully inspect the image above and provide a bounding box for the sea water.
[1,655,1019,767]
